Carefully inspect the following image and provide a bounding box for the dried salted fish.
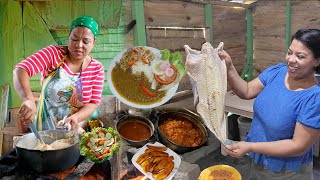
[185,42,229,144]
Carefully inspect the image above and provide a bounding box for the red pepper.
[95,138,117,159]
[128,58,136,66]
[140,81,157,97]
[96,149,110,159]
[133,48,138,54]
[97,139,106,146]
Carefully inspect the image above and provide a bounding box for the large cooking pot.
[155,111,208,154]
[14,129,80,173]
[116,113,155,147]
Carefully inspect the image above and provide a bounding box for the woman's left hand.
[223,141,251,158]
[64,116,79,131]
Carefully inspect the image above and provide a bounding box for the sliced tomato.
[154,65,178,85]
[140,81,157,97]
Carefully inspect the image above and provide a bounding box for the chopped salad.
[80,127,120,163]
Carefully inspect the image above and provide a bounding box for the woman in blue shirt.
[219,29,320,180]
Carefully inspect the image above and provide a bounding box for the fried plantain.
[147,156,168,172]
[144,148,155,153]
[136,152,151,165]
[152,160,174,180]
[146,144,168,151]
[152,156,174,174]
[141,156,155,171]
[149,150,168,157]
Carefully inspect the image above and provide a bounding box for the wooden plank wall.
[144,0,206,91]
[291,0,320,34]
[253,0,287,77]
[212,5,246,75]
[253,0,320,77]
[144,0,247,91]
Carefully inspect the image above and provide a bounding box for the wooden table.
[224,91,254,119]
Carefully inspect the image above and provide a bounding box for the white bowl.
[107,47,179,109]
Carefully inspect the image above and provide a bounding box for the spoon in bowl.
[29,123,45,144]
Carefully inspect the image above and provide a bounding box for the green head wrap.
[70,16,99,39]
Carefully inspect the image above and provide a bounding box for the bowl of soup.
[115,114,154,147]
[107,46,179,109]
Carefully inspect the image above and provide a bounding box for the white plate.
[107,46,179,109]
[131,142,181,180]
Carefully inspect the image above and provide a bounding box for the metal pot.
[127,108,152,117]
[115,113,155,147]
[155,111,208,154]
[14,129,80,173]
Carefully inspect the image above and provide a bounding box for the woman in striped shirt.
[13,16,104,133]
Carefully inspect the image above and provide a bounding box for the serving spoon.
[29,123,45,144]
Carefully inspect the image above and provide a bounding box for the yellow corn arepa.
[199,165,241,180]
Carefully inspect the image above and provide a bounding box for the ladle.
[29,123,44,144]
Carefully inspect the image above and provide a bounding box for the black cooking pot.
[14,129,80,173]
[155,111,208,154]
[116,113,155,147]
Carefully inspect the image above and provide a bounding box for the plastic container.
[237,116,252,141]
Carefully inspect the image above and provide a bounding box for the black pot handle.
[153,129,160,142]
[153,110,166,118]
[115,113,128,122]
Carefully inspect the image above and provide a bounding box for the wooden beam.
[132,0,147,46]
[15,0,51,1]
[285,0,292,52]
[241,8,253,81]
[0,84,9,156]
[177,0,258,8]
[204,4,213,44]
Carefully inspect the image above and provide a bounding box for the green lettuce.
[160,49,187,82]
[160,49,171,61]
[169,51,187,81]
[80,127,120,163]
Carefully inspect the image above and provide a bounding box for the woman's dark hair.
[291,29,320,72]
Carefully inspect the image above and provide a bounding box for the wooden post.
[132,0,147,46]
[285,0,292,52]
[241,7,253,81]
[204,4,213,45]
[0,84,9,156]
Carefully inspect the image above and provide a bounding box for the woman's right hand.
[19,99,36,126]
[218,50,233,70]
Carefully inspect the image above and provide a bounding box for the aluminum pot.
[155,111,208,154]
[14,129,80,173]
[116,113,155,147]
[127,108,152,117]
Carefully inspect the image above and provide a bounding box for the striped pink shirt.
[15,45,104,105]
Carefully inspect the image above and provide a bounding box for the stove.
[0,149,112,179]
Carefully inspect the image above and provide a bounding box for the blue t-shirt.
[247,63,320,172]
